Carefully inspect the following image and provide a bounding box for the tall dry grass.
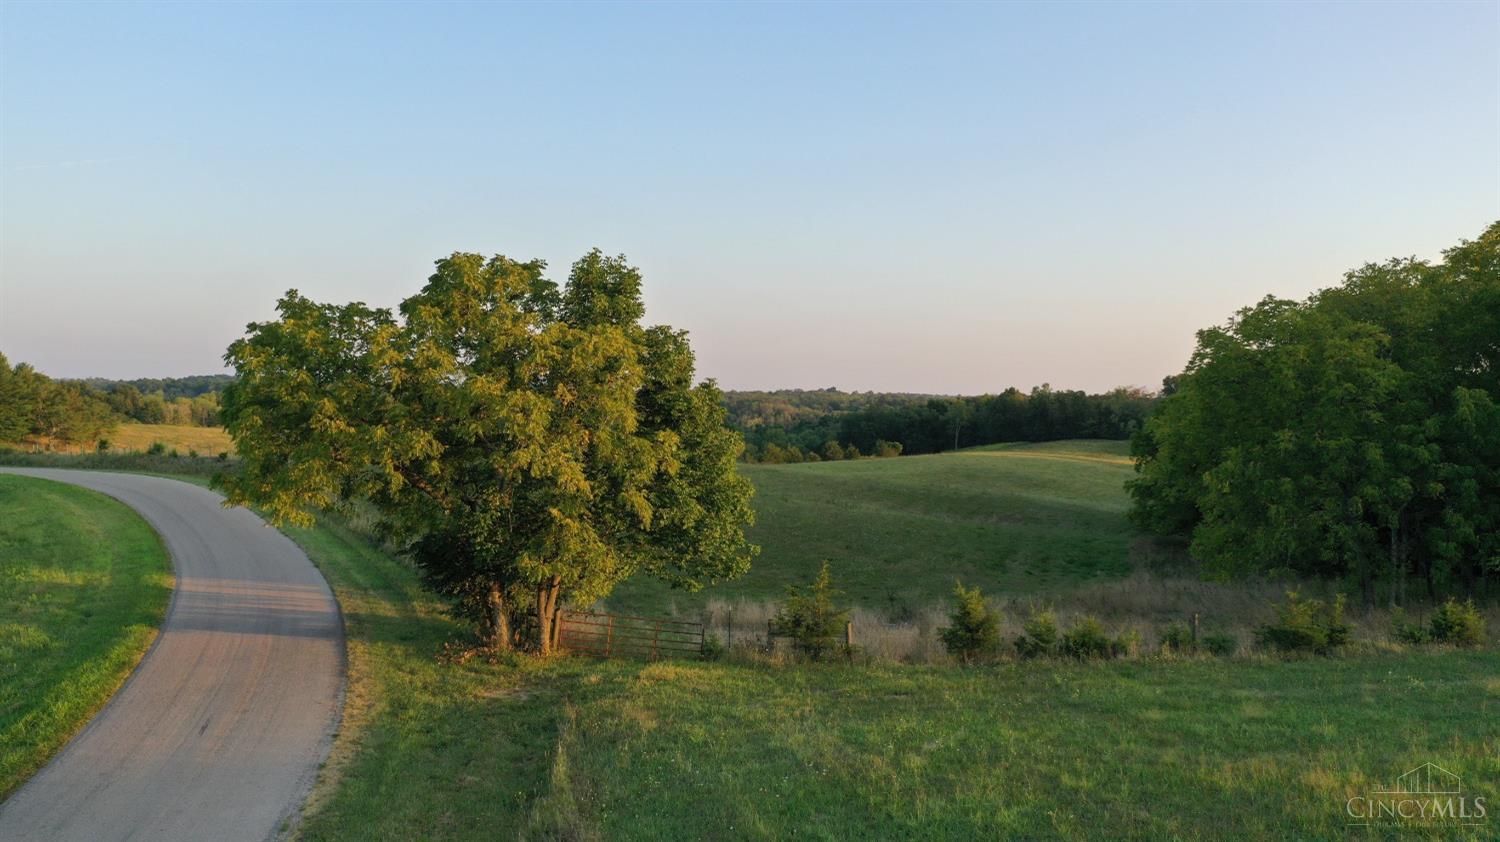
[650,572,1500,664]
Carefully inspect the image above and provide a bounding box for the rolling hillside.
[607,440,1138,615]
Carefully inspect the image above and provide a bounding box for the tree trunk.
[487,582,512,651]
[535,576,562,655]
[1388,526,1400,610]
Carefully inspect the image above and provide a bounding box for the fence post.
[1191,612,1200,645]
[652,620,661,661]
[845,620,854,663]
[727,609,734,649]
[767,619,774,653]
[606,614,614,658]
[700,618,707,658]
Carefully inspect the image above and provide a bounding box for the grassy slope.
[276,508,1498,841]
[0,475,172,797]
[608,440,1137,615]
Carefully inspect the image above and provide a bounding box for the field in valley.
[0,474,171,798]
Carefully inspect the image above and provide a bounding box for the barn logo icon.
[1393,763,1462,795]
[1347,763,1487,828]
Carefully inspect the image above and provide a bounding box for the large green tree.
[1130,223,1500,605]
[220,250,757,653]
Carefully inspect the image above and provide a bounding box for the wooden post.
[652,620,661,661]
[845,620,854,663]
[606,614,614,658]
[727,609,734,649]
[767,619,774,653]
[1191,612,1200,645]
[700,618,707,658]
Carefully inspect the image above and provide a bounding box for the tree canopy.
[0,353,117,450]
[220,250,757,653]
[1129,222,1500,605]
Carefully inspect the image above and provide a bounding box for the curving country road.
[0,469,344,842]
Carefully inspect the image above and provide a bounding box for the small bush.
[872,440,903,458]
[1111,628,1142,658]
[1429,598,1486,647]
[168,448,180,458]
[217,451,230,461]
[1202,632,1237,657]
[700,632,725,661]
[771,561,849,661]
[1159,622,1195,654]
[188,448,199,459]
[1390,608,1431,645]
[939,582,1001,664]
[147,441,167,455]
[1255,591,1350,655]
[1061,616,1114,659]
[1014,609,1058,658]
[96,439,110,453]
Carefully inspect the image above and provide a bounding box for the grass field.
[270,502,1499,841]
[105,423,234,455]
[10,465,1495,839]
[607,440,1138,616]
[0,475,172,798]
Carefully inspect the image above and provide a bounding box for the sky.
[1,1,1496,394]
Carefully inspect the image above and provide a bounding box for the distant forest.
[2,357,1156,461]
[726,386,1159,463]
[79,374,235,402]
[0,362,234,449]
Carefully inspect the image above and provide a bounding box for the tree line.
[96,384,223,426]
[0,357,233,450]
[1130,222,1500,605]
[737,385,1158,463]
[0,354,118,450]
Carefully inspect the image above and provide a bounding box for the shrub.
[1390,608,1431,645]
[188,448,199,458]
[1255,591,1350,655]
[1061,616,1114,659]
[939,582,1001,663]
[1159,622,1195,654]
[1111,628,1142,658]
[147,441,167,455]
[771,561,849,661]
[96,439,110,453]
[217,451,230,461]
[1014,609,1058,658]
[1429,598,1486,647]
[700,632,725,661]
[1202,632,1237,656]
[872,439,903,458]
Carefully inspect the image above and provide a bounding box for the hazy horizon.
[2,2,1496,392]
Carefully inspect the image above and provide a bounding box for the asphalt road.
[0,469,344,842]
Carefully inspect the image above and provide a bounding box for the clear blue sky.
[2,1,1496,393]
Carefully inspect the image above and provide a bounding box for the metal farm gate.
[557,610,705,660]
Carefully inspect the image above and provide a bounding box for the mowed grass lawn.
[280,509,1500,841]
[0,475,171,797]
[607,440,1137,615]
